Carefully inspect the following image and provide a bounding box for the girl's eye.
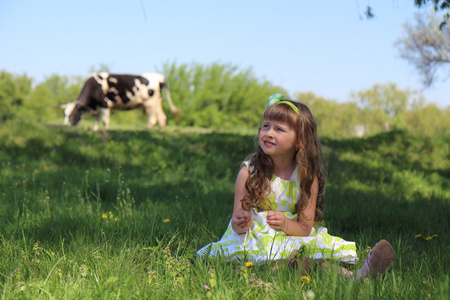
[277,128,285,132]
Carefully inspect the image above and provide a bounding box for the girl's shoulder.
[240,153,255,170]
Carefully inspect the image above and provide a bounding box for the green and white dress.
[197,160,359,265]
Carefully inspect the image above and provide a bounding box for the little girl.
[197,94,395,280]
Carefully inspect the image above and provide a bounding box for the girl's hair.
[241,100,325,222]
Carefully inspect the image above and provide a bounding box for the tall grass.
[0,118,448,299]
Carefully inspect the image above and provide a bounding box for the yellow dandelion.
[432,234,438,238]
[426,236,432,240]
[51,252,55,256]
[415,234,421,238]
[109,211,112,215]
[114,217,119,221]
[301,276,311,284]
[163,219,170,223]
[102,214,108,219]
[245,262,254,268]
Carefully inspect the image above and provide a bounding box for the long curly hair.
[240,100,325,222]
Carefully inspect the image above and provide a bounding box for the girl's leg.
[290,239,395,280]
[317,260,353,279]
[290,257,353,279]
[289,246,353,278]
[288,249,311,275]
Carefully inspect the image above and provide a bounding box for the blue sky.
[1,0,448,107]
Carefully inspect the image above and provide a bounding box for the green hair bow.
[265,93,300,115]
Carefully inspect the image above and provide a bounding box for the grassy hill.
[0,118,448,299]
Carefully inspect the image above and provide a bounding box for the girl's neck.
[272,157,297,180]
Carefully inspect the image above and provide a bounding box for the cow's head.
[68,103,86,126]
[61,102,77,125]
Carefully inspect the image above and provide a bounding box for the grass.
[0,118,448,299]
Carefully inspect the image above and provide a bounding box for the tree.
[403,103,450,134]
[365,1,450,23]
[353,83,413,117]
[413,0,450,26]
[351,83,425,132]
[159,61,287,128]
[88,63,111,74]
[23,74,83,121]
[0,71,32,120]
[396,12,450,86]
[295,92,365,138]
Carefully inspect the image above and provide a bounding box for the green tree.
[159,61,287,128]
[22,74,83,121]
[353,83,413,117]
[396,11,450,86]
[403,103,450,135]
[295,92,364,138]
[414,0,450,25]
[88,63,111,74]
[366,0,450,23]
[0,71,32,120]
[351,83,425,133]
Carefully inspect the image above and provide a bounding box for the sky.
[1,0,448,108]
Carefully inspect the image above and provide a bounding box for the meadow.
[0,118,448,299]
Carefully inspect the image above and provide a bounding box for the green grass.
[0,118,448,299]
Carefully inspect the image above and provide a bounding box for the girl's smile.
[263,140,276,147]
[259,119,297,158]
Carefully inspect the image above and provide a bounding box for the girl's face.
[259,119,297,159]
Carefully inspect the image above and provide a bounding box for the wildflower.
[432,234,438,238]
[415,234,421,238]
[51,252,55,256]
[163,219,170,223]
[305,290,316,300]
[102,214,108,219]
[203,284,210,290]
[301,276,311,284]
[426,236,432,241]
[245,262,254,268]
[114,217,119,221]
[109,211,112,215]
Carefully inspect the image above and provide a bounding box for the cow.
[67,73,179,131]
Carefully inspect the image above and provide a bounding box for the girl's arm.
[266,177,318,237]
[231,167,253,234]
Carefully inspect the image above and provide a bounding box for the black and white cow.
[66,73,179,131]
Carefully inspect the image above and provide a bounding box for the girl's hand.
[266,211,288,231]
[232,210,252,233]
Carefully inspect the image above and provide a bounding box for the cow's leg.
[145,107,158,130]
[156,105,167,132]
[93,115,99,131]
[99,108,110,130]
[144,95,165,131]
